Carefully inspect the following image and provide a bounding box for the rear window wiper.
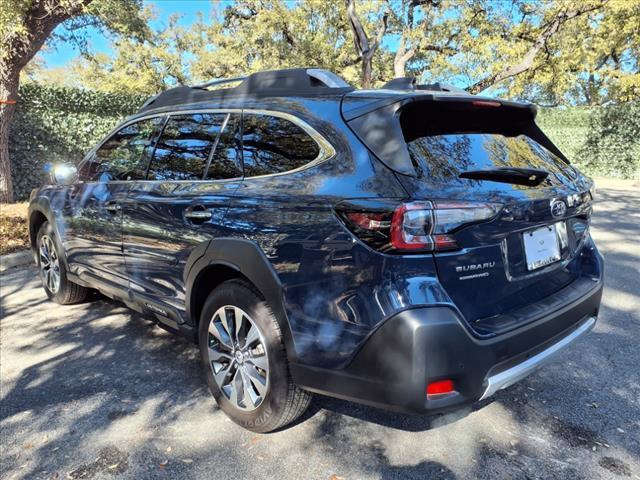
[459,167,549,186]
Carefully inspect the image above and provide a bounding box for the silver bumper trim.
[480,316,596,400]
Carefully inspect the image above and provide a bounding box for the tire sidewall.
[198,280,291,432]
[36,222,68,302]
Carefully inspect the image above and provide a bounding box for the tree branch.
[467,3,603,94]
[345,0,388,87]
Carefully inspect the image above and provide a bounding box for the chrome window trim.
[79,108,336,184]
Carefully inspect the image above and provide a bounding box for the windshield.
[407,134,578,187]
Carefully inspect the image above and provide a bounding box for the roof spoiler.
[345,96,566,176]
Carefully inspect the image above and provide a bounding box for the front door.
[64,116,165,295]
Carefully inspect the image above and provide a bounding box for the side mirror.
[51,163,78,185]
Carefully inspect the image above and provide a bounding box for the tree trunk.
[393,34,415,78]
[0,0,94,203]
[345,0,387,88]
[0,71,19,203]
[362,55,373,88]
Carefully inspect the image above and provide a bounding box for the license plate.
[523,224,561,271]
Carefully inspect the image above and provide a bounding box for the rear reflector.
[426,379,455,396]
[471,100,501,108]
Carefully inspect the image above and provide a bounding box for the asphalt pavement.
[1,184,639,480]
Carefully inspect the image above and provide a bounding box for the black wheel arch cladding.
[185,238,298,362]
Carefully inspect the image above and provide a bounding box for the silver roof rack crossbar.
[422,82,468,95]
[192,75,248,89]
[306,69,352,88]
[381,77,469,95]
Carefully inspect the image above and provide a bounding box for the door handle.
[184,207,212,222]
[105,202,121,214]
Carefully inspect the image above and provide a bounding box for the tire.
[36,222,89,305]
[198,279,312,432]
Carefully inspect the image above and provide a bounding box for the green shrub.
[537,103,639,179]
[9,83,146,200]
[579,102,640,179]
[537,107,594,165]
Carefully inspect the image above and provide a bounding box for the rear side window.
[241,114,320,177]
[81,117,163,182]
[148,113,228,181]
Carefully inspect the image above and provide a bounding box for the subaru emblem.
[550,199,567,218]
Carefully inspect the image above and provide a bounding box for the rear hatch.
[344,94,595,334]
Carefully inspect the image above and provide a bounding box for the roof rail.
[138,68,354,111]
[192,75,248,90]
[381,77,469,95]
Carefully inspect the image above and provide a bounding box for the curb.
[0,250,33,272]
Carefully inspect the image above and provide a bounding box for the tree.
[466,1,606,95]
[190,0,369,86]
[0,0,147,202]
[345,0,388,87]
[73,13,190,95]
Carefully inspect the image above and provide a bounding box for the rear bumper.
[291,276,603,414]
[479,315,595,400]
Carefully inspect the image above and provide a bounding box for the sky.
[42,1,216,68]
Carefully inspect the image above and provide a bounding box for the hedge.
[8,83,639,200]
[9,83,147,200]
[538,103,640,180]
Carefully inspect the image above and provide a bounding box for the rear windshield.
[407,133,578,187]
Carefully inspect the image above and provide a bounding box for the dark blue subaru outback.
[28,68,603,432]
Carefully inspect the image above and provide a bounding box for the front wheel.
[198,279,312,432]
[36,222,89,304]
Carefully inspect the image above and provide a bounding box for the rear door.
[64,117,164,294]
[122,111,243,320]
[394,101,594,330]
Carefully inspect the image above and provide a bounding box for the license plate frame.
[523,224,561,271]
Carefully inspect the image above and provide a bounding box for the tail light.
[336,199,501,253]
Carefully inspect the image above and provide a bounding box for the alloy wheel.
[39,235,60,294]
[207,305,269,411]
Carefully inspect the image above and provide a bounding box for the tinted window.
[81,117,163,182]
[204,113,242,180]
[241,114,320,177]
[407,134,577,187]
[148,113,227,181]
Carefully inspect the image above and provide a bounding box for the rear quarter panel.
[221,98,450,368]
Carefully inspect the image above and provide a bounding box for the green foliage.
[537,107,594,165]
[63,0,639,105]
[538,103,640,179]
[9,83,146,200]
[579,102,640,179]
